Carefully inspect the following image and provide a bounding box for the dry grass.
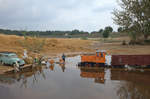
[0,34,150,73]
[0,34,150,56]
[0,34,93,57]
[0,34,94,73]
[92,37,150,55]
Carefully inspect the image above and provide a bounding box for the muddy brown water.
[0,56,150,99]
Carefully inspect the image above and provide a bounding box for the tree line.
[0,26,114,38]
[0,29,89,36]
[91,26,113,38]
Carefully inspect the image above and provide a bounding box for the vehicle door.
[7,55,15,65]
[4,55,10,64]
[0,54,3,62]
[95,52,100,63]
[95,52,104,63]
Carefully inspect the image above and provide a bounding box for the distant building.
[65,33,68,36]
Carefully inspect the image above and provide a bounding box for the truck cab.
[79,50,106,67]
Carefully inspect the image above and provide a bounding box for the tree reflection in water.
[19,66,47,88]
[111,69,150,99]
[1,61,150,99]
[0,66,46,88]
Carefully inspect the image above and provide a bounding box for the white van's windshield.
[9,55,18,58]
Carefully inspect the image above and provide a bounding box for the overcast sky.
[0,0,119,32]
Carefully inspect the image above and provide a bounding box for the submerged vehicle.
[0,52,25,66]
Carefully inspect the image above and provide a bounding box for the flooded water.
[0,56,150,99]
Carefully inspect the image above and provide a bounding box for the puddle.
[0,56,150,99]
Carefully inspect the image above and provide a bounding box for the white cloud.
[0,0,118,32]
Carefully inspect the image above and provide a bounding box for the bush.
[19,36,45,53]
[144,40,150,44]
[102,30,109,38]
[122,40,127,45]
[80,37,88,40]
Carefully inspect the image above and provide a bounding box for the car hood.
[11,58,25,64]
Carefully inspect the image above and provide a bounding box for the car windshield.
[8,55,18,58]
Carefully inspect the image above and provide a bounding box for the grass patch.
[80,37,88,40]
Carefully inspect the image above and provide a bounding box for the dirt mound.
[0,34,93,56]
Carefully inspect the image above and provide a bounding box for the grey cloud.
[0,0,118,31]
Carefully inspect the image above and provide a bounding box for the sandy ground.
[91,37,150,55]
[0,34,150,74]
[92,42,150,55]
[1,34,149,56]
[0,34,93,74]
[0,34,93,57]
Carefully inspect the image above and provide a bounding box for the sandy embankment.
[0,34,94,57]
[0,34,95,74]
[0,34,150,57]
[92,37,150,55]
[0,34,150,74]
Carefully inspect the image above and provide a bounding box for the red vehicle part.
[111,55,150,66]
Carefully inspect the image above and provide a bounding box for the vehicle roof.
[0,52,17,55]
[96,50,106,53]
[0,52,16,54]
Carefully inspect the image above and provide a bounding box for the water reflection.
[0,66,46,88]
[0,56,150,99]
[0,75,15,84]
[0,63,67,88]
[0,86,15,99]
[59,63,66,72]
[49,65,55,71]
[111,69,150,99]
[79,67,105,84]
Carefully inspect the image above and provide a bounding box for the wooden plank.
[4,64,32,74]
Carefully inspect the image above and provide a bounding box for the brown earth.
[92,37,150,55]
[0,34,93,57]
[0,34,94,74]
[98,42,150,55]
[0,34,150,74]
[0,34,150,56]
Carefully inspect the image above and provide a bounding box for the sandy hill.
[0,34,93,57]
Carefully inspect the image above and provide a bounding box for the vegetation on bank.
[113,0,150,44]
[0,34,92,56]
[0,26,120,38]
[0,29,88,37]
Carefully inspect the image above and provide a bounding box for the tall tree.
[113,0,150,43]
[105,26,113,33]
[102,26,113,38]
[118,27,123,32]
[102,30,109,38]
[99,29,103,33]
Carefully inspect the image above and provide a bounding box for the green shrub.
[80,37,88,40]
